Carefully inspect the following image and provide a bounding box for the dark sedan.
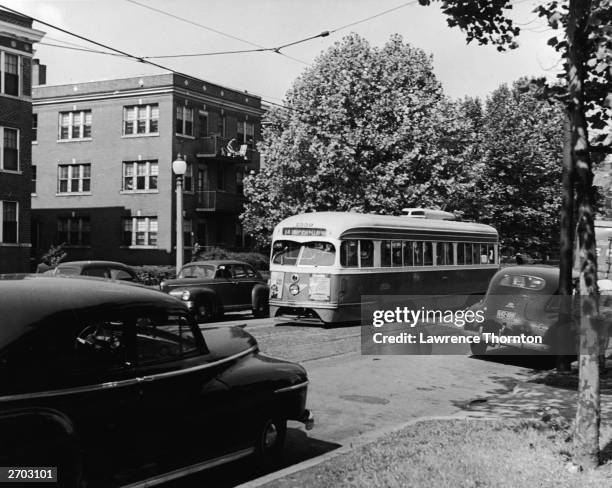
[45,260,138,282]
[0,276,313,487]
[160,260,269,322]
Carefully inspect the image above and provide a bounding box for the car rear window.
[499,274,546,291]
[55,266,80,275]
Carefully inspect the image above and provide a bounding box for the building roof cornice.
[0,20,45,43]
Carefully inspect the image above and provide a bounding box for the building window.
[236,169,244,195]
[237,121,254,146]
[1,127,19,171]
[176,106,193,136]
[216,165,225,190]
[122,160,158,191]
[184,220,193,247]
[198,111,208,137]
[57,216,90,246]
[58,163,91,194]
[0,201,18,243]
[32,113,37,142]
[59,110,92,140]
[31,165,36,194]
[123,217,158,247]
[123,104,159,135]
[184,163,193,192]
[2,52,19,96]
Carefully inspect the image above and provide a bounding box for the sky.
[2,0,562,105]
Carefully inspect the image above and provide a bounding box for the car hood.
[201,326,258,361]
[161,278,216,291]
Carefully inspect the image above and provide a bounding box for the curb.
[235,413,499,488]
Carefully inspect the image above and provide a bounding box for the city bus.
[268,211,500,325]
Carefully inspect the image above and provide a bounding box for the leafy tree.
[466,81,565,254]
[242,34,466,244]
[418,0,611,469]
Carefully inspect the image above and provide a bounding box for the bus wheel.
[470,341,488,356]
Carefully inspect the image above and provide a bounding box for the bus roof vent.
[401,208,456,221]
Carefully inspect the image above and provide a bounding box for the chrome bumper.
[300,409,315,431]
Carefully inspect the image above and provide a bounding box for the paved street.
[167,314,553,487]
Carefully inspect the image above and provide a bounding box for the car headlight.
[181,290,191,301]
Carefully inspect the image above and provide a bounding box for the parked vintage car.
[45,260,138,282]
[0,276,313,487]
[464,265,569,355]
[160,260,270,321]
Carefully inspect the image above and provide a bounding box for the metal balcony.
[196,191,244,212]
[196,136,259,164]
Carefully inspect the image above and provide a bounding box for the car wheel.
[470,341,488,356]
[195,298,214,323]
[252,296,269,318]
[254,417,287,467]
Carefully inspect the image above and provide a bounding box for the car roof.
[0,275,184,348]
[495,265,560,279]
[185,260,250,267]
[56,260,134,269]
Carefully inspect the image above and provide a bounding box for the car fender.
[251,283,269,307]
[0,406,80,455]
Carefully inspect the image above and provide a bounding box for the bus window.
[414,242,423,266]
[341,240,358,267]
[272,240,301,265]
[392,241,403,267]
[445,242,453,265]
[299,242,336,266]
[465,244,473,265]
[381,241,392,267]
[488,244,496,264]
[472,244,481,265]
[457,242,464,265]
[424,242,433,266]
[403,241,414,267]
[435,242,443,265]
[360,240,374,267]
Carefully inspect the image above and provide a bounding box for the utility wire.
[0,4,301,115]
[124,0,308,65]
[39,42,130,58]
[329,0,419,33]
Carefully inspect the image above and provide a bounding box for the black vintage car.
[160,260,269,322]
[0,276,313,487]
[45,260,138,282]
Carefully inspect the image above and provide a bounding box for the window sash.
[1,127,19,171]
[123,217,158,246]
[58,164,91,193]
[1,200,18,243]
[58,110,92,140]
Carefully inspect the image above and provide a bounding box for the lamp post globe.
[173,155,186,274]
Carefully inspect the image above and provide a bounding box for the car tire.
[470,341,488,356]
[252,295,269,318]
[254,417,287,467]
[195,298,214,323]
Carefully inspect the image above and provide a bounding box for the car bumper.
[299,409,315,430]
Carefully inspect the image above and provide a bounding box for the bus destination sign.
[282,227,326,236]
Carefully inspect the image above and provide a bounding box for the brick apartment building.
[0,9,44,272]
[32,73,263,266]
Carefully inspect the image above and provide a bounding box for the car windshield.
[178,264,215,279]
[272,240,336,267]
[55,266,80,275]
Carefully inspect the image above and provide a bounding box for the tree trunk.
[557,115,574,372]
[568,0,600,469]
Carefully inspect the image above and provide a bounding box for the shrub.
[133,265,176,286]
[191,245,269,271]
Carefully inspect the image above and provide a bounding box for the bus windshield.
[272,240,336,266]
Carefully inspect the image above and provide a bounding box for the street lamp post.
[172,154,187,274]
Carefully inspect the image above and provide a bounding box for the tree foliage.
[242,34,462,244]
[464,81,565,253]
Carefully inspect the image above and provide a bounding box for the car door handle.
[137,376,154,383]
